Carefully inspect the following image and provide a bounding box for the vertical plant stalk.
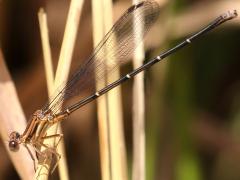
[132,0,145,180]
[38,8,54,96]
[0,50,35,179]
[92,0,127,179]
[92,1,110,180]
[104,1,128,180]
[36,0,84,178]
[53,0,83,179]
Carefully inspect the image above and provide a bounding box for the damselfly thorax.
[9,110,68,172]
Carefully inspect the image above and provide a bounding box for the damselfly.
[7,0,237,173]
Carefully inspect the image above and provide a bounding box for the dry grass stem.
[92,0,127,179]
[38,8,54,95]
[0,50,35,179]
[52,0,84,179]
[103,1,127,179]
[131,1,145,180]
[92,1,110,179]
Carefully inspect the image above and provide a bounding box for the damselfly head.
[8,131,21,152]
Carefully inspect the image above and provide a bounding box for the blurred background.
[0,0,240,179]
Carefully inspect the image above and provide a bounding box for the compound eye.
[9,140,20,152]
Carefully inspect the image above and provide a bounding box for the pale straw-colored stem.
[52,0,83,179]
[0,50,35,179]
[131,1,145,180]
[103,1,128,179]
[38,8,54,95]
[92,0,127,179]
[91,1,110,179]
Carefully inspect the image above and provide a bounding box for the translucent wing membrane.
[41,0,160,115]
